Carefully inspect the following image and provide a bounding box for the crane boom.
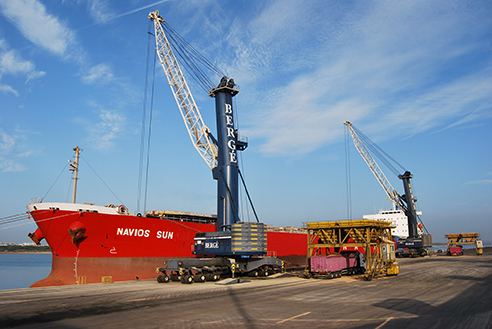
[344,121,404,210]
[149,10,217,170]
[344,121,430,255]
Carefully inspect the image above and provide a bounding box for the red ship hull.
[28,202,307,287]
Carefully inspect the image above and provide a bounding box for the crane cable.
[143,37,157,215]
[350,125,406,177]
[344,125,352,220]
[137,22,158,215]
[160,21,225,93]
[137,24,153,215]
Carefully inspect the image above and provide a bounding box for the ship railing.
[160,214,217,225]
[266,225,307,234]
[30,198,44,204]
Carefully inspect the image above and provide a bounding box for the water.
[0,253,52,290]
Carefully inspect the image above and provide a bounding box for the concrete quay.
[1,252,491,328]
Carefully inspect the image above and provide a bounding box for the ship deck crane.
[344,121,430,257]
[149,10,282,283]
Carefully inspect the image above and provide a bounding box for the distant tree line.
[0,245,51,253]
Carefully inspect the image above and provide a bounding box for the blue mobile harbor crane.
[344,121,431,257]
[149,11,283,284]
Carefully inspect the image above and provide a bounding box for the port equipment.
[304,220,399,281]
[149,10,282,283]
[445,233,483,256]
[344,121,431,257]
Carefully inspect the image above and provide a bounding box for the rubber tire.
[205,273,220,281]
[181,274,194,284]
[194,274,206,283]
[157,274,170,283]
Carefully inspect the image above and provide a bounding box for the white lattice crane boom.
[344,121,404,210]
[149,10,217,170]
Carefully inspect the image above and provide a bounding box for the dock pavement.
[1,249,491,328]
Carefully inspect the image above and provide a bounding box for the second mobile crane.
[149,11,282,283]
[344,121,431,257]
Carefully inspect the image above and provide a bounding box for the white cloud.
[0,128,28,172]
[78,108,126,150]
[0,39,46,95]
[0,0,79,60]
[0,84,18,96]
[0,158,27,172]
[74,0,172,24]
[465,179,492,185]
[86,0,112,24]
[0,49,34,75]
[0,128,15,152]
[228,1,492,156]
[82,63,115,84]
[26,71,46,83]
[110,0,171,21]
[379,71,492,135]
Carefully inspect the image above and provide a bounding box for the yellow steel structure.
[304,220,399,280]
[445,233,483,255]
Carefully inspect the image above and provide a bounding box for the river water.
[0,253,52,290]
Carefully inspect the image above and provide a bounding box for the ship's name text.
[116,228,174,239]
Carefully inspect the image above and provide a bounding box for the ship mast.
[69,146,81,203]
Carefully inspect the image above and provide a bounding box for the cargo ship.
[26,12,308,287]
[27,202,307,287]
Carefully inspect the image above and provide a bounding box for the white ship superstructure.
[363,206,422,239]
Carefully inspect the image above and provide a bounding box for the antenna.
[69,146,82,203]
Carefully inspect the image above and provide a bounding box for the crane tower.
[344,121,430,257]
[150,11,283,282]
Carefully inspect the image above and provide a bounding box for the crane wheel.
[205,273,219,281]
[170,273,180,281]
[181,274,194,284]
[249,270,259,277]
[194,274,206,283]
[157,274,170,283]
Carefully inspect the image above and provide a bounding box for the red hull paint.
[28,204,307,287]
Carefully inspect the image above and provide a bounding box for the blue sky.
[0,0,491,244]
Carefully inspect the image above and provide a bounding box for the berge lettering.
[205,241,219,249]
